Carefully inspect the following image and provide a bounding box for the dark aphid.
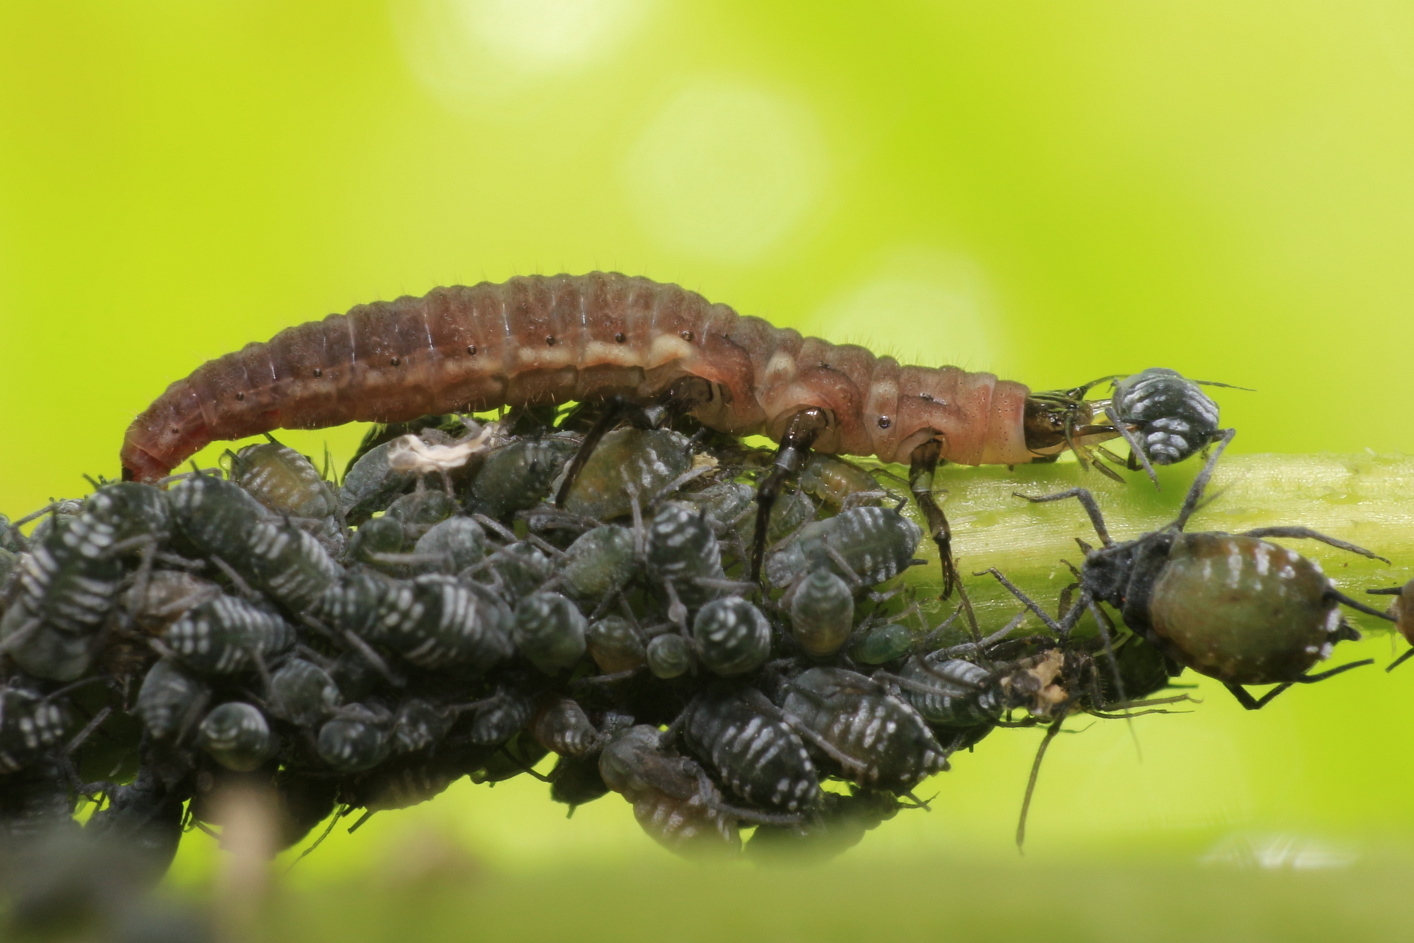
[766,505,922,589]
[480,541,556,601]
[266,658,342,728]
[646,632,694,679]
[0,762,77,849]
[166,474,270,564]
[316,705,393,773]
[1018,430,1386,709]
[124,571,222,636]
[1107,368,1226,479]
[587,616,647,674]
[512,591,588,675]
[339,438,415,525]
[0,686,74,774]
[647,502,727,615]
[747,787,904,861]
[391,697,460,754]
[384,488,459,543]
[559,525,638,602]
[896,657,1002,728]
[681,684,819,812]
[469,435,580,520]
[412,516,487,575]
[195,702,275,772]
[531,697,599,757]
[561,428,693,521]
[345,515,408,571]
[342,755,464,820]
[786,567,854,657]
[681,481,754,536]
[242,518,342,612]
[134,658,210,740]
[466,687,536,746]
[228,441,339,521]
[394,575,515,672]
[162,595,296,674]
[848,623,915,666]
[781,667,949,791]
[598,725,739,855]
[549,753,611,813]
[271,768,340,851]
[469,730,549,784]
[693,596,772,678]
[85,767,188,887]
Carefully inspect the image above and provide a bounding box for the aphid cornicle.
[1017,430,1388,709]
[680,684,820,812]
[780,667,949,792]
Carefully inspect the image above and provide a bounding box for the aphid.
[391,697,460,754]
[598,725,740,855]
[468,435,579,520]
[344,515,408,571]
[847,623,915,666]
[786,567,854,657]
[549,753,611,813]
[530,696,599,757]
[85,767,188,886]
[645,632,694,679]
[692,596,772,678]
[1369,579,1414,670]
[270,769,340,851]
[479,541,555,601]
[798,454,892,509]
[647,502,727,616]
[265,657,342,728]
[339,438,415,525]
[1105,368,1228,480]
[228,441,339,522]
[557,525,638,603]
[162,595,296,674]
[195,702,275,772]
[166,474,271,564]
[765,505,922,590]
[317,704,393,773]
[895,656,1002,728]
[0,686,73,774]
[123,570,222,636]
[512,591,588,675]
[412,516,488,575]
[559,427,693,521]
[465,687,536,746]
[1016,431,1387,709]
[747,787,904,861]
[680,684,819,812]
[586,615,647,674]
[383,489,458,545]
[780,667,949,791]
[134,658,210,740]
[242,517,341,611]
[469,730,549,784]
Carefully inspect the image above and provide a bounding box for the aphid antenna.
[1015,717,1064,853]
[206,554,260,601]
[977,568,1085,641]
[0,616,42,655]
[1013,487,1115,548]
[1172,428,1236,530]
[1386,648,1414,673]
[470,512,519,544]
[650,464,716,507]
[64,706,111,757]
[900,790,933,812]
[936,609,1029,661]
[284,805,346,873]
[12,501,68,528]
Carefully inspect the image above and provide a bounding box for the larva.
[120,272,1098,483]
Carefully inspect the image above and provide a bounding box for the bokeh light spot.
[623,80,827,263]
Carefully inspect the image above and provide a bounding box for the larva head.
[121,380,209,482]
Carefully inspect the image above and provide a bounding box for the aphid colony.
[0,381,1392,881]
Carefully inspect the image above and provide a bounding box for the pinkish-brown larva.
[120,272,1100,483]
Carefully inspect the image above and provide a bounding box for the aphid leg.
[908,439,959,599]
[1238,527,1390,565]
[1103,404,1160,487]
[1387,648,1414,673]
[1173,428,1236,529]
[978,568,1083,639]
[1225,659,1374,710]
[750,407,830,583]
[1016,717,1064,852]
[1013,488,1114,548]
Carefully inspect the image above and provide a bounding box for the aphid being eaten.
[1013,430,1389,709]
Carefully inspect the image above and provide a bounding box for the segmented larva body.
[122,272,1039,482]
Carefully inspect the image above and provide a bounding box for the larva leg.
[749,407,831,583]
[553,377,714,508]
[908,439,960,599]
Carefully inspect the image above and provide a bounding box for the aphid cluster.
[0,271,1399,885]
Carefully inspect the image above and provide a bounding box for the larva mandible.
[120,271,1106,483]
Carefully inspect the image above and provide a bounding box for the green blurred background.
[5,1,1414,937]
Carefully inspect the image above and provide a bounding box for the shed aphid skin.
[120,272,1143,596]
[1013,429,1392,710]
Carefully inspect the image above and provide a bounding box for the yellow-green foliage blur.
[4,3,1414,939]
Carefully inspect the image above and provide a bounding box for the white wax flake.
[386,423,502,475]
